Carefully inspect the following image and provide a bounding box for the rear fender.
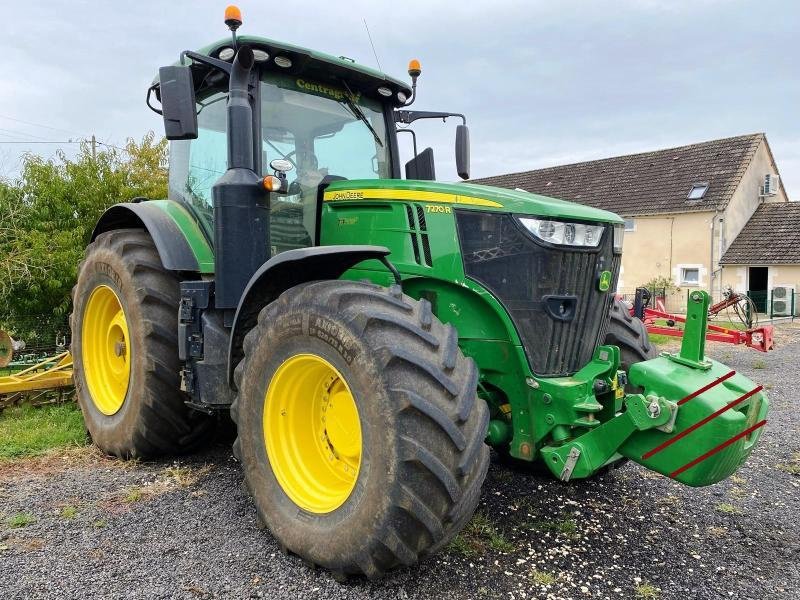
[92,201,213,273]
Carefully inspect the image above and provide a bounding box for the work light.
[518,217,604,248]
[613,224,624,253]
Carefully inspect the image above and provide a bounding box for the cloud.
[0,0,797,197]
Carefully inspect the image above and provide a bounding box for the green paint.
[320,193,767,485]
[623,356,768,486]
[147,200,215,273]
[669,289,711,369]
[323,179,624,223]
[598,270,612,292]
[159,35,411,96]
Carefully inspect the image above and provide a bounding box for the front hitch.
[541,291,768,486]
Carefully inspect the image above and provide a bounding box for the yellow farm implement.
[0,351,74,410]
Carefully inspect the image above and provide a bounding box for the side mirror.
[158,65,198,140]
[455,124,470,180]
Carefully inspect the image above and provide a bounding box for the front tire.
[71,229,212,458]
[605,298,658,391]
[232,281,489,579]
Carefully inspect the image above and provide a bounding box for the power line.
[0,113,84,137]
[0,127,59,142]
[0,140,79,144]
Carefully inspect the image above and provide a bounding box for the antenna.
[363,19,383,72]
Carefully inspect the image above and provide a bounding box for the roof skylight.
[687,182,709,200]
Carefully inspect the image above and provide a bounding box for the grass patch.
[752,359,766,370]
[115,465,211,507]
[635,581,660,599]
[728,486,748,499]
[647,334,673,346]
[529,568,557,586]
[92,519,107,529]
[0,403,86,460]
[7,512,35,528]
[715,503,742,515]
[529,516,579,538]
[124,487,144,503]
[163,464,212,488]
[776,453,800,475]
[59,505,78,519]
[446,512,514,556]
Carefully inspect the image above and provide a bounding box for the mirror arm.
[394,110,466,125]
[150,51,234,116]
[396,128,418,157]
[146,84,163,115]
[180,50,233,75]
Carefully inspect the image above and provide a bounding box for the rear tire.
[71,229,212,458]
[232,281,489,579]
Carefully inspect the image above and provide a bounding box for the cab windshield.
[168,71,391,253]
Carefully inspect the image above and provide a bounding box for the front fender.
[226,245,391,385]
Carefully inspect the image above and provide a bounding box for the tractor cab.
[155,35,468,256]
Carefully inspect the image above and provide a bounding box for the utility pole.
[91,134,96,160]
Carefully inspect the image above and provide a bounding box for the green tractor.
[71,7,768,579]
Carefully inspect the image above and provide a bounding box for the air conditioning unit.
[771,286,794,317]
[762,173,780,196]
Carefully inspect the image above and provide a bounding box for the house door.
[748,267,768,313]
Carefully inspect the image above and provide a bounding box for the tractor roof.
[155,35,412,106]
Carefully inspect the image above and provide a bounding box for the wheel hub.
[263,354,362,514]
[82,285,131,415]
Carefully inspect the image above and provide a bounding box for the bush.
[0,133,167,325]
[640,275,678,295]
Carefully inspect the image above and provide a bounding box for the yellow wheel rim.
[82,285,131,416]
[264,354,362,514]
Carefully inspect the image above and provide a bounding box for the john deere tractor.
[71,7,768,579]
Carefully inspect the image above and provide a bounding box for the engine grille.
[456,210,620,377]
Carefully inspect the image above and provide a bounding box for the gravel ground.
[1,325,798,600]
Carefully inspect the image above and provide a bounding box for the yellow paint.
[324,188,502,208]
[81,285,130,415]
[0,352,73,395]
[263,353,362,514]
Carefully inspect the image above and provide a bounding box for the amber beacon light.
[224,5,243,30]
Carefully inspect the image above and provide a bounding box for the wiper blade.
[340,81,383,148]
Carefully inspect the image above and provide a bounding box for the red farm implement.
[628,287,774,353]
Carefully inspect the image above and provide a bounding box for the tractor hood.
[322,179,624,224]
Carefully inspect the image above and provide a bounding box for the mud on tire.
[71,229,213,458]
[231,280,490,579]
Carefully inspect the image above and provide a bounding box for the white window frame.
[681,267,700,286]
[623,218,636,232]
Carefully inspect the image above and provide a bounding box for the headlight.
[613,224,624,253]
[518,217,604,248]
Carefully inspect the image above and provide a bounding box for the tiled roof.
[471,134,765,217]
[720,202,800,264]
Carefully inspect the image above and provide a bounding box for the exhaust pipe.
[226,46,255,170]
[212,46,270,314]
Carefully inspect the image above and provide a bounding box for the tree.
[0,133,168,331]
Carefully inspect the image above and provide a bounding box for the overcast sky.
[1,0,798,198]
